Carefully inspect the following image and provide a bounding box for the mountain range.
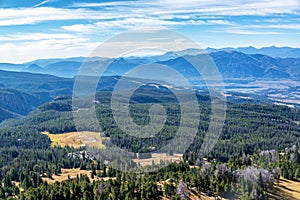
[0,47,299,123]
[206,46,300,58]
[0,47,299,80]
[0,70,73,121]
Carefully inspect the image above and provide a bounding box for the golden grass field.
[268,178,300,200]
[41,131,106,149]
[42,168,115,184]
[132,153,182,167]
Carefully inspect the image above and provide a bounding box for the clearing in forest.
[132,153,182,167]
[41,131,107,149]
[42,168,114,183]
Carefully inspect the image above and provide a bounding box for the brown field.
[41,131,107,149]
[42,168,115,184]
[268,178,300,200]
[132,153,182,167]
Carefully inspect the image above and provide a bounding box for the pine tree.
[177,181,189,200]
[256,172,265,199]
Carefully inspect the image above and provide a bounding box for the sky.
[0,0,300,63]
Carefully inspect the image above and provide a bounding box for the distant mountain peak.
[26,63,42,70]
[207,46,300,58]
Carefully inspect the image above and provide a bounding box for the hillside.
[0,87,299,199]
[0,106,17,122]
[0,87,54,123]
[0,70,169,123]
[0,88,49,116]
[0,70,73,93]
[6,87,300,160]
[0,70,73,122]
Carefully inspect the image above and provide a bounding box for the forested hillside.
[0,87,299,199]
[0,70,73,122]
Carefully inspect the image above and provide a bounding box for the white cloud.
[0,28,203,63]
[264,18,290,23]
[247,24,300,30]
[148,0,300,16]
[60,18,203,34]
[0,7,128,26]
[0,0,298,27]
[61,24,95,33]
[33,0,52,7]
[206,20,233,25]
[225,29,281,35]
[0,0,299,63]
[75,0,299,16]
[0,40,99,63]
[60,18,233,35]
[0,33,78,41]
[0,33,93,63]
[94,18,181,29]
[72,1,136,8]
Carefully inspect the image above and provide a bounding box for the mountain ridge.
[206,46,300,58]
[0,49,299,80]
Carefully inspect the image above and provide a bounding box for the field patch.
[41,131,106,149]
[132,153,182,167]
[268,178,300,200]
[42,168,114,184]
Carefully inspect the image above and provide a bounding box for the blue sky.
[0,0,299,63]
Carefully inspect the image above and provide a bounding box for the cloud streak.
[33,0,52,8]
[0,7,129,26]
[0,0,299,26]
[0,40,99,63]
[0,33,79,41]
[224,29,281,35]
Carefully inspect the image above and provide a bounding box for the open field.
[268,178,300,200]
[41,131,107,149]
[132,153,182,167]
[42,168,115,184]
